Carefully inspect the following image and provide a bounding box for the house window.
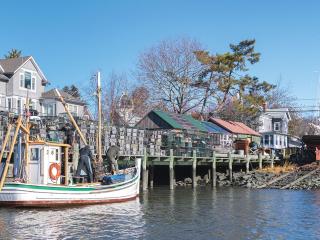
[20,71,36,90]
[7,98,12,111]
[30,100,37,110]
[68,104,78,116]
[264,135,269,145]
[274,122,280,131]
[44,103,56,116]
[24,71,31,89]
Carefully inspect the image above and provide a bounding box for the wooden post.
[192,150,197,188]
[96,72,102,162]
[64,147,69,185]
[150,164,154,188]
[0,117,22,191]
[169,149,174,190]
[228,151,233,182]
[55,89,88,146]
[270,151,274,169]
[142,147,148,191]
[259,152,263,169]
[212,150,217,188]
[0,124,12,170]
[246,155,250,174]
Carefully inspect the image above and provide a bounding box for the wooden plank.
[256,171,293,189]
[281,168,320,189]
[0,117,22,191]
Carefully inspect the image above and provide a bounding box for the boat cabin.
[28,142,70,185]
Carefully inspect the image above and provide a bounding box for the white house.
[258,108,291,150]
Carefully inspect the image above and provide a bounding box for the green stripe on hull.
[5,183,95,191]
[4,175,139,192]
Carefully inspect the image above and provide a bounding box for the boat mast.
[97,72,103,162]
[25,93,30,182]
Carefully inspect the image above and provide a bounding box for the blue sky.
[2,0,320,105]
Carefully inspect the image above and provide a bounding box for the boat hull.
[0,163,141,207]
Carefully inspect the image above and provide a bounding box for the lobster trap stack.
[103,126,145,156]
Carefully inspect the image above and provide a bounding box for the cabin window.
[56,149,59,161]
[31,148,40,161]
[274,122,280,131]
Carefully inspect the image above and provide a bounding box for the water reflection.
[1,188,320,239]
[0,199,144,240]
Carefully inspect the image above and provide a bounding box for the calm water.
[0,187,320,240]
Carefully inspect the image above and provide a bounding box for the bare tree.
[137,38,204,114]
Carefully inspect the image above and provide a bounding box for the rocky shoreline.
[175,162,320,190]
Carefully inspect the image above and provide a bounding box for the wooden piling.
[228,151,233,182]
[212,151,217,188]
[246,155,250,174]
[192,150,197,188]
[169,149,174,190]
[149,164,154,188]
[142,148,148,191]
[270,151,274,168]
[258,152,263,169]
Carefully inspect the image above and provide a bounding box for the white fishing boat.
[0,78,141,207]
[0,144,141,207]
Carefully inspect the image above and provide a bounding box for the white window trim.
[68,104,78,116]
[19,68,37,93]
[274,122,281,131]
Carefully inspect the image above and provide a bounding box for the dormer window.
[274,122,280,131]
[20,71,36,91]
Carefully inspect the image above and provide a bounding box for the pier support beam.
[212,151,217,188]
[149,164,154,188]
[192,150,197,188]
[142,148,148,191]
[246,155,250,174]
[259,153,263,170]
[270,151,274,169]
[228,152,233,182]
[169,149,174,190]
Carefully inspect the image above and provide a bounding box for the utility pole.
[97,71,103,163]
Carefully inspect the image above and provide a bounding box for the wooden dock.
[119,149,278,190]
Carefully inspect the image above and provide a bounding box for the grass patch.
[258,161,297,175]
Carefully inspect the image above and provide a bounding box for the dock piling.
[259,153,263,169]
[228,152,233,182]
[142,148,148,191]
[212,151,217,188]
[150,164,154,188]
[246,155,250,174]
[192,150,197,188]
[169,149,174,190]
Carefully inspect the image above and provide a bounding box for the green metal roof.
[153,110,183,129]
[153,110,207,132]
[183,115,207,132]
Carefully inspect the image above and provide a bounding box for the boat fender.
[49,163,61,182]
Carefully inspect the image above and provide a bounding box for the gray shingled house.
[0,56,48,114]
[40,89,89,118]
[0,56,90,118]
